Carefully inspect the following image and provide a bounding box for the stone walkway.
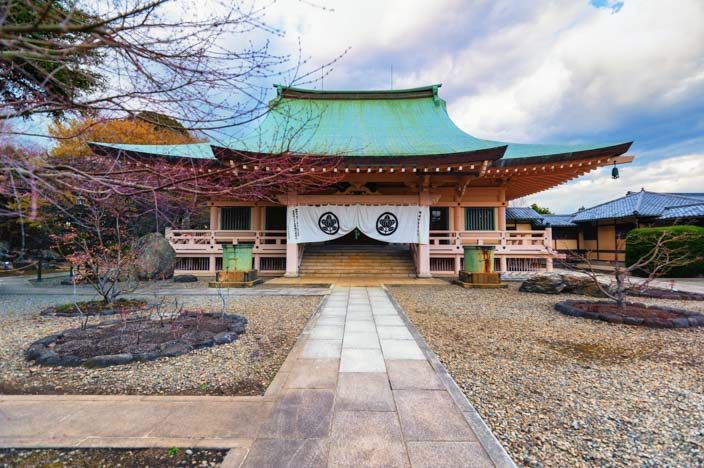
[0,286,513,467]
[233,286,512,467]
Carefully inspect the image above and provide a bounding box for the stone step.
[301,272,416,278]
[300,245,416,278]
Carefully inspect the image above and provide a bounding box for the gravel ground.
[0,447,225,467]
[0,294,321,395]
[389,284,704,467]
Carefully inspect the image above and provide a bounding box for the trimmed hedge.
[625,225,704,278]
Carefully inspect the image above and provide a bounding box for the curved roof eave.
[492,142,632,167]
[211,145,507,165]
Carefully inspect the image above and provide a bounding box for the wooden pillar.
[499,256,507,273]
[209,206,219,230]
[251,205,261,231]
[209,255,217,274]
[454,206,463,231]
[285,243,299,277]
[417,243,431,278]
[497,206,506,231]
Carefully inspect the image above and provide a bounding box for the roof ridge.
[274,84,443,101]
[632,189,646,215]
[641,189,703,201]
[574,190,640,215]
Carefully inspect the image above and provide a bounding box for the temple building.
[91,84,634,278]
[519,190,704,261]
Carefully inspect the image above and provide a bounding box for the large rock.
[520,273,609,297]
[133,233,177,280]
[519,273,566,294]
[561,273,608,297]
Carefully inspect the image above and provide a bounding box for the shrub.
[626,225,704,278]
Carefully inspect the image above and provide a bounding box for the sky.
[255,0,704,213]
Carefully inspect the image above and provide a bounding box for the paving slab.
[393,390,477,442]
[377,326,414,340]
[286,359,340,389]
[339,348,386,373]
[303,339,342,359]
[375,315,405,326]
[344,321,376,332]
[328,411,408,467]
[243,438,330,467]
[257,389,335,440]
[335,373,395,412]
[406,441,492,468]
[310,325,345,340]
[342,332,380,349]
[386,360,444,390]
[380,339,425,360]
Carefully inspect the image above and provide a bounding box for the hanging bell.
[611,163,619,179]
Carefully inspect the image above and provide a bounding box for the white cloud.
[449,0,704,141]
[259,0,704,144]
[525,153,704,213]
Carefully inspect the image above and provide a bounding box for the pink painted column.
[209,206,219,230]
[284,242,299,277]
[417,244,431,278]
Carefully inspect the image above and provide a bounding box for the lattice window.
[430,257,454,272]
[220,207,251,230]
[465,207,495,231]
[259,257,286,272]
[175,257,209,271]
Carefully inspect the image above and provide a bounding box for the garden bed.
[555,300,704,328]
[0,294,321,395]
[26,313,247,367]
[0,448,226,467]
[389,284,704,467]
[39,298,148,317]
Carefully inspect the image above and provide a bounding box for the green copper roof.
[91,84,631,162]
[218,84,503,157]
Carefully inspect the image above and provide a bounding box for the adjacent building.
[510,190,704,262]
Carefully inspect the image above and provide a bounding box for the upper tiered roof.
[91,84,631,165]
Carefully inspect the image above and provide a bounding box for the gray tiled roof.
[659,203,704,220]
[571,190,703,222]
[533,215,577,227]
[506,207,542,221]
[668,193,704,201]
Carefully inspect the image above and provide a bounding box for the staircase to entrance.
[299,244,417,278]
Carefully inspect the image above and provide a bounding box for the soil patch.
[0,448,226,467]
[27,313,247,367]
[40,298,148,317]
[556,300,704,328]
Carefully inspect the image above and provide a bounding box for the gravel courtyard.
[389,284,704,467]
[0,294,321,396]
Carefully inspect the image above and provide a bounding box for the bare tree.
[1,0,344,131]
[1,0,347,233]
[560,231,699,308]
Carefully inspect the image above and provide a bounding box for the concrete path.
[238,286,512,467]
[0,286,513,467]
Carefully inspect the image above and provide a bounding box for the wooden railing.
[429,229,553,255]
[165,229,287,255]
